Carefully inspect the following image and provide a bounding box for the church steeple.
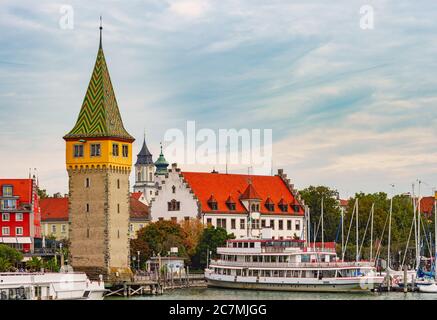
[135,134,154,165]
[63,20,134,142]
[155,143,169,175]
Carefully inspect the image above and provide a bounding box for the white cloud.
[168,0,210,18]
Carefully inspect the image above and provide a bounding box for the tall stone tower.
[63,23,134,280]
[133,135,156,205]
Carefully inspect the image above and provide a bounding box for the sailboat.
[418,191,437,293]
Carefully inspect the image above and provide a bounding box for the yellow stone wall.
[129,220,149,239]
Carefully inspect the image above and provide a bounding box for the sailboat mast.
[341,206,344,258]
[388,186,394,270]
[418,180,422,267]
[356,198,359,262]
[321,197,324,250]
[434,191,437,281]
[370,203,374,262]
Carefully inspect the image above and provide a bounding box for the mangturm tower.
[63,21,134,280]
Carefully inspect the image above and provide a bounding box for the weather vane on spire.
[99,16,103,48]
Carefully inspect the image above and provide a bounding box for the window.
[206,218,212,226]
[90,144,101,157]
[117,179,120,189]
[2,185,13,196]
[87,228,90,238]
[295,220,300,231]
[51,225,57,233]
[117,204,120,213]
[112,143,119,156]
[86,204,90,213]
[279,204,288,212]
[73,145,84,158]
[287,220,292,230]
[217,218,227,229]
[279,220,283,230]
[265,203,274,212]
[129,224,133,232]
[1,199,16,209]
[16,213,23,221]
[168,199,180,211]
[122,145,129,157]
[85,178,90,188]
[16,227,23,236]
[261,219,266,228]
[231,219,236,230]
[2,227,10,236]
[172,185,176,194]
[293,205,300,213]
[252,219,260,229]
[61,224,66,233]
[138,172,142,182]
[270,219,275,230]
[2,213,10,221]
[240,219,245,230]
[149,172,153,181]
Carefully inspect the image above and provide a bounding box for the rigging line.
[358,204,373,259]
[341,200,357,261]
[419,212,433,258]
[374,212,390,262]
[401,212,415,269]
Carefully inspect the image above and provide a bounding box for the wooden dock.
[104,273,206,297]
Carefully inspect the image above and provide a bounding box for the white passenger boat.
[205,239,385,293]
[0,272,107,300]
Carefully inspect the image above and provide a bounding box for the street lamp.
[137,251,140,270]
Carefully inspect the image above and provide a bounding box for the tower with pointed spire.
[133,134,156,205]
[63,20,134,280]
[154,143,169,175]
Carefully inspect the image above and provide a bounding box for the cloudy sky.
[0,0,436,198]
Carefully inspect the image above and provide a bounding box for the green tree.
[130,220,187,268]
[300,186,342,243]
[0,244,23,271]
[37,188,49,199]
[26,257,43,272]
[192,226,234,269]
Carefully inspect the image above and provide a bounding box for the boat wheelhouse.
[205,238,384,292]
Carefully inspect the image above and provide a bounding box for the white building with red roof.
[150,164,306,240]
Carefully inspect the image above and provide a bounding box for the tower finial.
[99,16,103,48]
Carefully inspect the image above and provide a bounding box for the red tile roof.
[339,199,348,207]
[131,192,142,201]
[40,198,69,221]
[420,197,435,217]
[240,183,262,200]
[130,197,150,220]
[40,195,150,221]
[181,172,304,215]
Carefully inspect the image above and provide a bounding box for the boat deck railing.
[210,260,375,269]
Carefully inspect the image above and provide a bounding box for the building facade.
[63,26,134,280]
[40,195,149,241]
[0,179,41,253]
[150,164,306,240]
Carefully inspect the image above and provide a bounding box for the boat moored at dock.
[205,239,384,292]
[0,272,106,300]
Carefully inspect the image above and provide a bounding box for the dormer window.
[226,195,236,211]
[265,197,274,212]
[208,195,218,210]
[278,198,288,212]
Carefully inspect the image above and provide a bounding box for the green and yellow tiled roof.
[64,42,134,141]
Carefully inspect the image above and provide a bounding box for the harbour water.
[106,287,437,300]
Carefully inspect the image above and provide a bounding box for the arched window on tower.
[138,172,141,182]
[149,172,153,182]
[172,185,176,194]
